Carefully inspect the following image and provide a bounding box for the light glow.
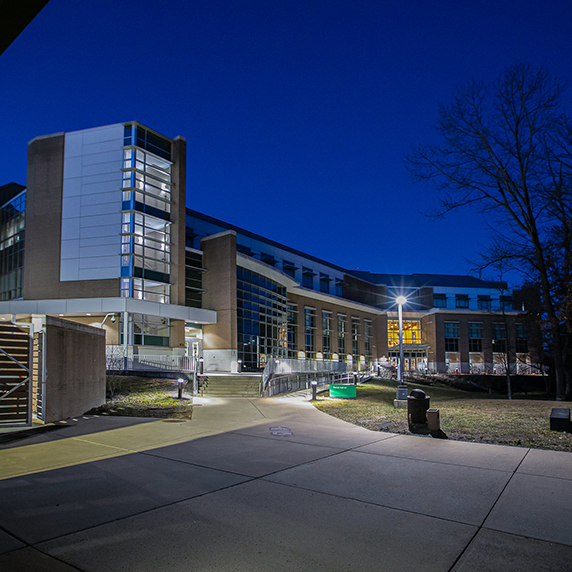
[396,296,407,305]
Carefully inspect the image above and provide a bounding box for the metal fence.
[426,361,543,375]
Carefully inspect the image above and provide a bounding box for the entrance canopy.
[0,297,217,324]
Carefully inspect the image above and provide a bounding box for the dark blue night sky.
[1,0,571,283]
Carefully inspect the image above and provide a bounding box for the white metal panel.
[63,132,83,157]
[80,190,119,206]
[61,195,81,219]
[80,123,124,145]
[79,213,121,228]
[79,244,118,258]
[78,255,119,269]
[60,259,79,281]
[81,162,122,178]
[79,224,119,239]
[61,217,81,240]
[82,139,124,155]
[81,149,123,166]
[78,268,119,280]
[63,178,82,197]
[60,239,80,259]
[79,172,122,185]
[80,236,119,247]
[80,202,120,217]
[63,156,82,179]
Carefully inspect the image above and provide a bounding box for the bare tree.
[406,63,572,400]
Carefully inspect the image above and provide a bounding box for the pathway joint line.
[446,447,533,572]
[246,398,269,419]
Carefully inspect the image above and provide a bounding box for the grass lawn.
[313,377,572,452]
[88,376,193,419]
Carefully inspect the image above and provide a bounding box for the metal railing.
[262,362,371,397]
[106,346,195,373]
[262,357,347,395]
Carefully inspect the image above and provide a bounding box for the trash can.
[407,389,430,428]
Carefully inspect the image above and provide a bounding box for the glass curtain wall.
[387,320,422,347]
[120,125,173,306]
[237,267,288,370]
[0,191,25,300]
[120,125,173,347]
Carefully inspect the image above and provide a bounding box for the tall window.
[337,314,347,357]
[237,267,288,370]
[185,249,204,308]
[322,311,332,359]
[287,304,298,358]
[320,274,330,294]
[468,322,483,352]
[351,317,360,359]
[305,307,316,357]
[364,319,372,360]
[501,296,514,311]
[492,323,506,353]
[515,323,528,353]
[445,322,459,352]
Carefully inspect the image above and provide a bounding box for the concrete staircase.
[198,374,262,398]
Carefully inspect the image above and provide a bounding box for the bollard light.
[311,380,318,401]
[177,378,184,400]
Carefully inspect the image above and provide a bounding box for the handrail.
[263,369,372,397]
[261,357,347,394]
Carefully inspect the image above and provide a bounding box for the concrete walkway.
[0,393,571,571]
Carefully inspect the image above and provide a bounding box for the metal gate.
[0,322,32,425]
[32,330,46,422]
[0,321,45,426]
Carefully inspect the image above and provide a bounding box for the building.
[0,122,538,376]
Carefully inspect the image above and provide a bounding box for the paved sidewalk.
[0,394,571,571]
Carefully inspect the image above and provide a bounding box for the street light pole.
[397,297,405,383]
[395,296,408,405]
